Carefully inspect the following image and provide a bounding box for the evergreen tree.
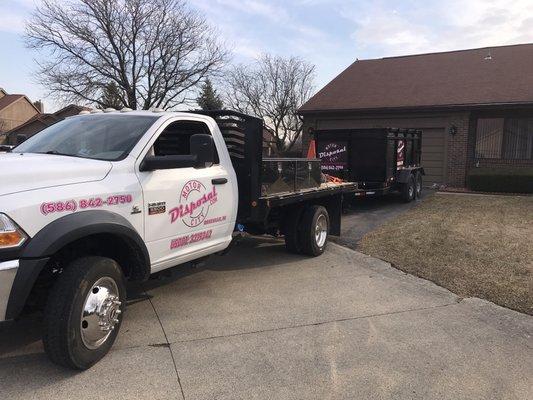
[197,79,223,110]
[99,82,125,110]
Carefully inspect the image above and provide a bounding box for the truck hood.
[0,153,112,196]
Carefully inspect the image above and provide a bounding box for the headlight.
[0,214,27,249]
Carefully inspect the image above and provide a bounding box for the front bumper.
[0,260,18,322]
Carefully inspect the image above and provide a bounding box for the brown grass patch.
[359,193,533,314]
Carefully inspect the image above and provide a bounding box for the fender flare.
[6,210,150,320]
[396,169,413,184]
[397,167,425,184]
[21,210,149,263]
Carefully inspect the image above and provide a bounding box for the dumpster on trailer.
[314,128,424,202]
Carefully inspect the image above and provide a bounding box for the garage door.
[420,128,446,186]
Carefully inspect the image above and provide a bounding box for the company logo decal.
[148,201,166,215]
[169,180,218,227]
[397,140,405,167]
[317,141,348,172]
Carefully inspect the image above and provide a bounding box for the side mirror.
[190,134,215,168]
[139,133,215,172]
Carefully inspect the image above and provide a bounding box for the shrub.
[467,167,533,193]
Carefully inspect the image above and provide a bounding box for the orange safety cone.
[307,138,316,159]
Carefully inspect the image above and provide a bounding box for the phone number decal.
[40,195,133,215]
[170,229,212,249]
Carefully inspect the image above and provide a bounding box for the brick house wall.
[445,112,470,187]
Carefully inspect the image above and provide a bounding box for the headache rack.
[192,110,263,222]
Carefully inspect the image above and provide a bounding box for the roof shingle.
[300,43,533,113]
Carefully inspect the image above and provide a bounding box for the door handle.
[212,178,228,185]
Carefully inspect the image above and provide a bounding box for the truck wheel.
[415,172,423,199]
[401,175,416,203]
[299,206,330,257]
[284,207,304,254]
[43,256,126,370]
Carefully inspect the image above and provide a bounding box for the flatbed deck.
[260,182,357,206]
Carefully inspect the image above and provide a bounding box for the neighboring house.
[6,104,91,145]
[0,88,41,144]
[262,126,278,156]
[299,44,533,187]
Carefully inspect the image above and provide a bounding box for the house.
[262,126,278,156]
[0,88,41,144]
[299,44,533,188]
[6,104,91,145]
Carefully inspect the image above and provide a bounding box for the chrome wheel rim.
[315,214,328,248]
[80,277,121,350]
[416,178,422,195]
[409,184,414,199]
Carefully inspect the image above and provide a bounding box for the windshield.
[15,114,159,161]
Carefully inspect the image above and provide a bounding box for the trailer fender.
[396,169,414,184]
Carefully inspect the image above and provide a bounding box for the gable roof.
[300,43,533,114]
[8,113,59,132]
[0,94,25,111]
[54,104,91,119]
[0,94,41,113]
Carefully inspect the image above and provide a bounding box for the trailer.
[314,128,424,202]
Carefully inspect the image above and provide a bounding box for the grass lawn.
[359,193,533,315]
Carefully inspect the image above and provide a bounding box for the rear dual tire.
[415,171,423,199]
[284,205,330,257]
[401,172,423,202]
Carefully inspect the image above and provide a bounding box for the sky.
[2,0,533,112]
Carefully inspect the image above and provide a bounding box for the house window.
[475,117,533,160]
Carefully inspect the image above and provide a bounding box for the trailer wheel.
[401,175,416,203]
[415,172,423,199]
[299,206,330,257]
[283,207,304,254]
[43,256,126,370]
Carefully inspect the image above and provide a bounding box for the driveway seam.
[145,290,186,400]
[169,301,458,345]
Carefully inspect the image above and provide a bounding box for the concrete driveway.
[0,237,532,400]
[334,190,433,250]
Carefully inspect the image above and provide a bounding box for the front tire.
[299,205,330,257]
[43,256,126,370]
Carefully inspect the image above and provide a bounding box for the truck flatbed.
[260,182,357,204]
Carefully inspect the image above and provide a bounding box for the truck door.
[136,118,235,272]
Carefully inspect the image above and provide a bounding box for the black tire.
[401,175,416,203]
[283,207,304,254]
[414,171,423,199]
[43,256,126,370]
[299,205,330,257]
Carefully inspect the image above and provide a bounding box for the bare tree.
[225,54,315,152]
[26,0,228,110]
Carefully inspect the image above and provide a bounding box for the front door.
[137,118,235,271]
